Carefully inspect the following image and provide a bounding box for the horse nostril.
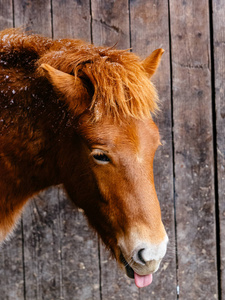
[137,248,146,264]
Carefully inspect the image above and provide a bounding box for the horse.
[0,28,168,288]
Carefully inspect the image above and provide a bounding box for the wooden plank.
[52,2,101,299]
[130,0,177,299]
[0,0,13,30]
[91,1,141,299]
[212,1,225,298]
[52,0,91,40]
[0,225,24,300]
[169,1,218,298]
[14,0,100,298]
[14,0,51,36]
[13,1,63,300]
[91,0,130,49]
[0,6,25,300]
[57,188,100,300]
[24,187,100,300]
[22,189,62,300]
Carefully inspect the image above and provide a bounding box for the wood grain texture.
[52,0,91,40]
[212,1,225,298]
[0,0,13,30]
[13,2,62,299]
[1,0,224,299]
[91,0,129,49]
[170,0,218,298]
[130,0,176,299]
[0,6,24,300]
[57,188,101,300]
[0,225,24,300]
[91,1,140,298]
[22,189,62,300]
[100,247,140,300]
[14,0,51,36]
[52,2,101,299]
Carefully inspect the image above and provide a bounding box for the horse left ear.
[40,63,89,114]
[142,48,164,78]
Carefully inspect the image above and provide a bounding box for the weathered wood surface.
[52,0,91,40]
[0,3,25,300]
[213,1,225,299]
[130,0,177,299]
[14,1,100,299]
[14,0,51,36]
[52,3,101,299]
[91,2,138,299]
[0,0,13,30]
[91,0,130,49]
[0,0,224,299]
[13,4,63,300]
[0,225,24,300]
[170,0,218,299]
[23,188,63,300]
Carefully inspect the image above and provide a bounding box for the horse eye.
[92,153,110,164]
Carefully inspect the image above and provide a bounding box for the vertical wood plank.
[14,0,51,36]
[13,1,63,299]
[57,188,100,300]
[52,2,101,299]
[52,0,91,40]
[212,1,225,298]
[91,0,130,49]
[91,1,140,299]
[0,0,13,30]
[130,0,177,299]
[170,1,218,298]
[22,189,62,300]
[1,1,222,299]
[0,225,24,300]
[0,4,25,300]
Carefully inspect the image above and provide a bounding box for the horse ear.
[40,63,89,114]
[142,49,164,78]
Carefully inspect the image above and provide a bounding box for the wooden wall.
[0,0,224,299]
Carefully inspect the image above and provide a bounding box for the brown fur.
[0,29,166,276]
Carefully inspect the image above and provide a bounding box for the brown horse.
[0,29,168,288]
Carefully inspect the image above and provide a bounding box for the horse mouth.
[119,252,134,278]
[119,251,154,288]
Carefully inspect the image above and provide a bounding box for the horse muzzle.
[118,234,169,288]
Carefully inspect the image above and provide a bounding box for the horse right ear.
[40,63,89,114]
[142,49,164,78]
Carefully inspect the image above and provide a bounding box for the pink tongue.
[134,272,153,288]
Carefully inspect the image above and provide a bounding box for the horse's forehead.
[136,119,160,148]
[116,119,159,150]
[81,118,159,153]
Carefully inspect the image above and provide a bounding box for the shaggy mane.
[0,28,158,121]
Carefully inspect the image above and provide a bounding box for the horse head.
[40,47,168,288]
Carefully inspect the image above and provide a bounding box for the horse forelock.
[38,44,159,122]
[0,29,158,122]
[81,51,159,122]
